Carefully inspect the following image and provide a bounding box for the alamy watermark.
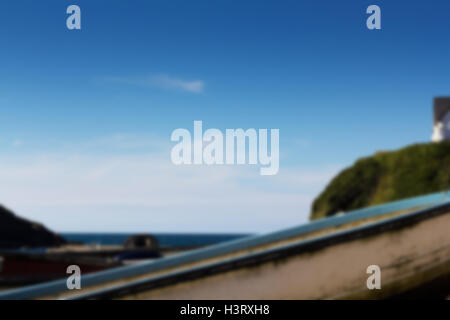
[66,265,81,290]
[366,265,381,290]
[66,5,81,30]
[366,5,381,30]
[171,121,279,175]
[65,5,380,31]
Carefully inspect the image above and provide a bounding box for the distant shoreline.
[61,232,252,248]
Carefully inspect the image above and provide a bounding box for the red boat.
[0,250,122,286]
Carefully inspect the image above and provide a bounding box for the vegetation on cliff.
[310,142,450,220]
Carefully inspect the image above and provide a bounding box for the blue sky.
[0,1,449,233]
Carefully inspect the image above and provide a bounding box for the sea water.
[62,232,251,248]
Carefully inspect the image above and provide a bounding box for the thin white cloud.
[0,149,340,233]
[103,74,205,94]
[12,139,24,147]
[81,133,169,152]
[152,74,204,93]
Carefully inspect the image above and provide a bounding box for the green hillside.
[310,142,450,220]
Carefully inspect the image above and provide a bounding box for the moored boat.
[0,191,448,299]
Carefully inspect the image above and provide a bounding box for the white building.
[431,98,450,142]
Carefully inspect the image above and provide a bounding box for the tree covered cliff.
[310,142,450,220]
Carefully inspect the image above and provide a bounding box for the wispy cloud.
[11,139,24,148]
[151,74,205,93]
[102,74,205,94]
[81,133,169,152]
[0,133,342,233]
[0,149,340,233]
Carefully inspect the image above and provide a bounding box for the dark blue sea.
[62,232,252,248]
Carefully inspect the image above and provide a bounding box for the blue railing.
[0,190,448,300]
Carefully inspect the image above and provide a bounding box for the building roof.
[434,97,450,124]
